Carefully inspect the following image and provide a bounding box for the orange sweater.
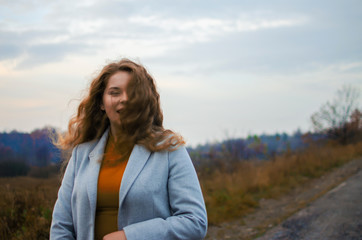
[94,134,129,240]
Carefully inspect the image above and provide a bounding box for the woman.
[50,59,207,240]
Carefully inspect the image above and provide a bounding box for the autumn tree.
[311,85,361,144]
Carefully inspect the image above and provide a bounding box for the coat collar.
[86,128,152,222]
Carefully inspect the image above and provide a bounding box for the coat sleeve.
[123,146,208,240]
[50,146,78,240]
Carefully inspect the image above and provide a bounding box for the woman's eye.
[110,91,120,95]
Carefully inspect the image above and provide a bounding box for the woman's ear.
[100,103,105,111]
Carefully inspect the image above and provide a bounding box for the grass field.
[0,141,361,238]
[0,176,59,239]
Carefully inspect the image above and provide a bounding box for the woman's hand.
[103,230,127,240]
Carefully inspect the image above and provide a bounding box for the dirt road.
[206,158,362,240]
[257,165,362,240]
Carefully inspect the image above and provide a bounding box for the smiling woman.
[50,59,207,240]
[101,71,130,135]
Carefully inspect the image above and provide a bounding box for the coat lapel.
[87,129,109,220]
[118,144,151,208]
[84,128,151,226]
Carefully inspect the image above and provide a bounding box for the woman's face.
[102,71,131,130]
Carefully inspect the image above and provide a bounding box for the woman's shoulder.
[168,145,188,156]
[70,138,100,161]
[74,130,109,156]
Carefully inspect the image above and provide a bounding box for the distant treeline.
[187,131,326,168]
[0,127,61,177]
[0,126,318,176]
[188,92,362,170]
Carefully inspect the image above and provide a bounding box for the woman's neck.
[110,125,122,142]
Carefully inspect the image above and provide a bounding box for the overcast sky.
[1,0,361,146]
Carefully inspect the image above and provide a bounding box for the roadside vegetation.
[200,141,362,224]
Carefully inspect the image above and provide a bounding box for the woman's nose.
[120,93,128,103]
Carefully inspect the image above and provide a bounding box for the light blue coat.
[50,129,207,240]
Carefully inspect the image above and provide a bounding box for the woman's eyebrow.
[108,87,121,90]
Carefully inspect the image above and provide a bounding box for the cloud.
[0,0,310,70]
[129,15,306,43]
[0,44,22,60]
[143,2,362,77]
[17,42,91,69]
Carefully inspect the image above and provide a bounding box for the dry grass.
[200,141,362,225]
[0,176,60,239]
